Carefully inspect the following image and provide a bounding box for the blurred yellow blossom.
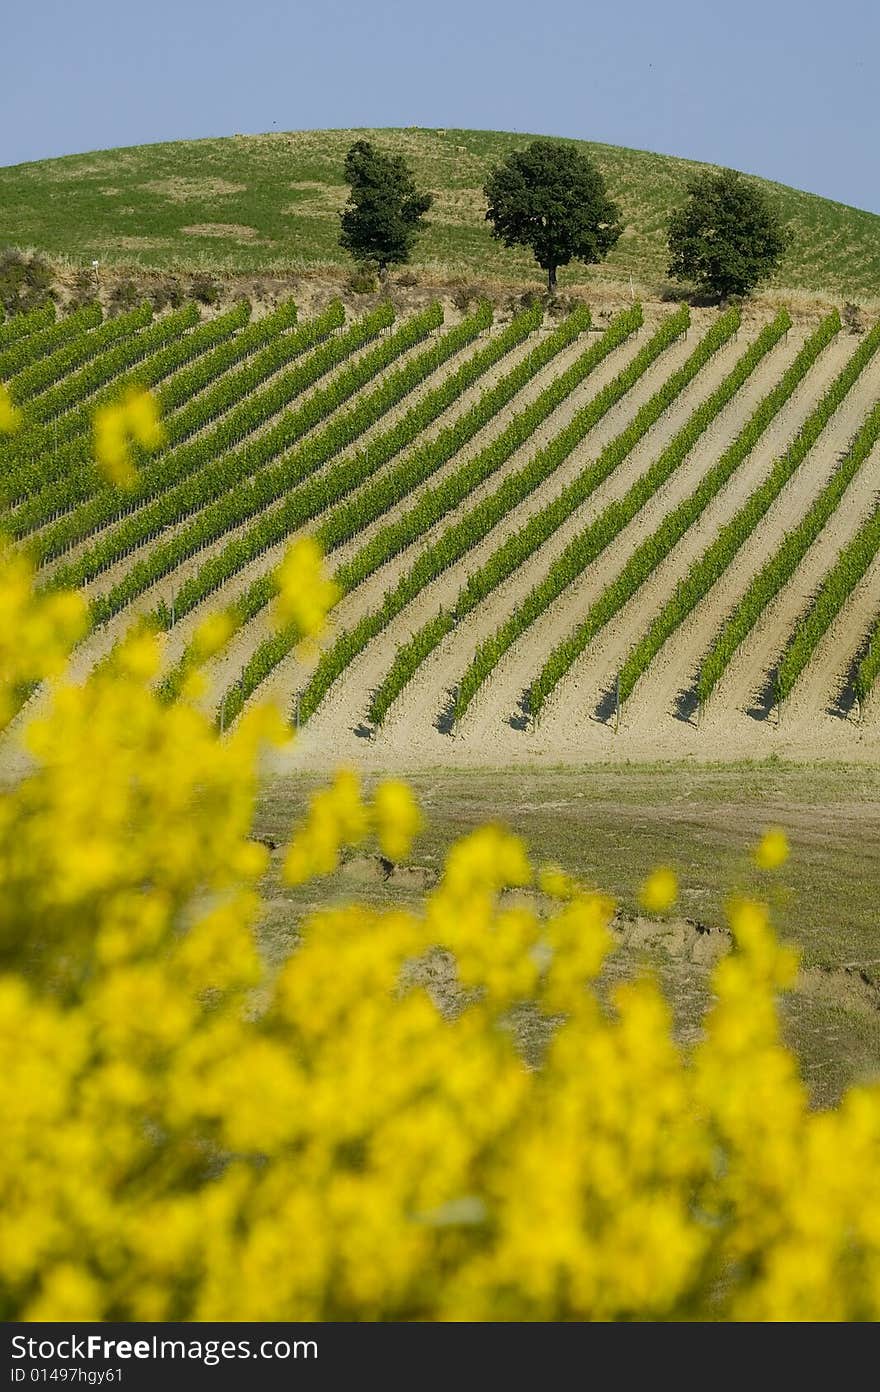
[192,609,240,663]
[2,526,880,1324]
[373,779,423,861]
[639,865,678,915]
[0,546,88,728]
[284,769,423,882]
[273,536,341,641]
[0,382,22,435]
[754,827,791,870]
[93,386,164,487]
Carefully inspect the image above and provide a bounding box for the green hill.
[2,127,879,301]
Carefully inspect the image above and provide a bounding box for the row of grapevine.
[284,305,708,731]
[222,304,645,724]
[529,310,837,719]
[0,303,54,351]
[157,299,508,663]
[39,301,377,568]
[699,397,880,704]
[444,307,749,727]
[615,317,880,708]
[0,303,102,381]
[4,300,256,514]
[13,302,331,534]
[331,304,611,594]
[157,300,295,414]
[14,300,304,517]
[10,303,153,406]
[3,305,202,507]
[13,300,291,475]
[774,405,880,700]
[73,306,445,621]
[162,303,588,701]
[364,305,700,726]
[215,303,618,724]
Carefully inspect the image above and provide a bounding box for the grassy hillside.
[5,285,880,766]
[2,127,879,301]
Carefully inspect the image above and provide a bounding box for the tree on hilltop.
[667,168,792,300]
[483,140,622,293]
[339,140,433,276]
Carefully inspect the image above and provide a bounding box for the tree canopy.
[667,168,791,300]
[483,141,622,292]
[339,140,433,274]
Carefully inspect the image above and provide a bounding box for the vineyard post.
[614,671,620,734]
[295,692,301,731]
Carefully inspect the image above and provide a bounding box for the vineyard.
[4,291,880,768]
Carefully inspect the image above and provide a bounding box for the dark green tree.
[483,140,622,292]
[339,140,433,276]
[667,168,791,300]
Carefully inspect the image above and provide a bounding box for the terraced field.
[4,294,880,768]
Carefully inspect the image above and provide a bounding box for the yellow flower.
[273,537,341,640]
[539,864,579,900]
[0,382,22,434]
[123,385,164,450]
[639,866,678,915]
[93,403,132,486]
[283,767,369,884]
[373,780,423,861]
[4,542,880,1325]
[754,827,790,870]
[192,609,240,663]
[92,387,164,487]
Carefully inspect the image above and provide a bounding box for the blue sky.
[3,0,878,213]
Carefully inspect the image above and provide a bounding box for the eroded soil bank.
[254,760,880,1107]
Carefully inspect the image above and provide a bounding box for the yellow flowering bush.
[639,865,678,915]
[1,410,879,1321]
[93,386,165,487]
[273,535,342,644]
[0,383,22,436]
[754,827,791,870]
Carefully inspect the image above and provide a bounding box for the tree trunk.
[547,265,557,293]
